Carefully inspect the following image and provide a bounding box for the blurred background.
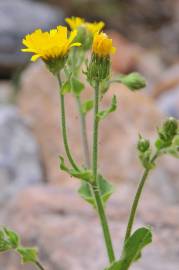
[0,0,179,269]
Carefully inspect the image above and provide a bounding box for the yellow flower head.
[21,26,81,62]
[65,17,85,30]
[65,17,105,35]
[92,32,116,57]
[85,21,105,35]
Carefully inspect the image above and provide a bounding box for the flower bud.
[87,54,110,84]
[163,117,178,139]
[120,72,146,91]
[137,135,150,152]
[156,117,178,150]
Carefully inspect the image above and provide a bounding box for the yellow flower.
[65,17,105,35]
[21,26,81,62]
[65,17,85,31]
[92,32,116,57]
[85,21,105,35]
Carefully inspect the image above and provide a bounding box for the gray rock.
[0,105,43,204]
[0,0,64,77]
[157,86,179,118]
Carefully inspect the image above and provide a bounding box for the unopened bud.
[163,117,178,139]
[137,135,150,152]
[87,54,110,84]
[120,72,146,91]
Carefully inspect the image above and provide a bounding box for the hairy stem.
[57,73,79,171]
[124,153,159,242]
[92,81,115,264]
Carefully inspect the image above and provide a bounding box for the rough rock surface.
[17,62,179,202]
[0,184,179,270]
[151,64,179,118]
[0,105,43,204]
[0,0,64,77]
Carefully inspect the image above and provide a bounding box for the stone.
[0,184,179,270]
[0,105,43,205]
[157,86,179,118]
[0,0,64,77]
[151,63,179,118]
[152,64,179,98]
[17,62,179,202]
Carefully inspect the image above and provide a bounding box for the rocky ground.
[0,1,179,269]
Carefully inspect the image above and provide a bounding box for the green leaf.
[78,175,115,207]
[71,77,84,96]
[156,134,179,158]
[59,156,93,182]
[0,227,20,252]
[0,230,11,252]
[3,228,19,248]
[173,134,179,146]
[61,80,71,94]
[17,247,38,264]
[106,227,152,270]
[160,146,179,158]
[82,100,94,114]
[97,95,117,120]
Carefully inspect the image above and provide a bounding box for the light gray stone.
[0,105,43,203]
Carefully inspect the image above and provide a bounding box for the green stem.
[57,73,79,171]
[124,153,158,242]
[76,95,91,168]
[35,261,46,270]
[92,81,115,264]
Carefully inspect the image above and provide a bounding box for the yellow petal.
[68,30,77,43]
[70,42,81,47]
[31,54,41,62]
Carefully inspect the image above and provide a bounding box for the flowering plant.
[0,17,179,270]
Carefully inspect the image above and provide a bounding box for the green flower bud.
[137,135,150,152]
[158,117,178,142]
[120,72,146,91]
[139,150,154,169]
[156,117,178,150]
[87,54,110,84]
[163,117,178,139]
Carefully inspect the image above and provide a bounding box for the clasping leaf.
[59,156,93,182]
[78,174,115,207]
[97,95,117,120]
[82,99,94,114]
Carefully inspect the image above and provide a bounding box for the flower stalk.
[91,81,115,264]
[57,73,79,171]
[124,152,159,243]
